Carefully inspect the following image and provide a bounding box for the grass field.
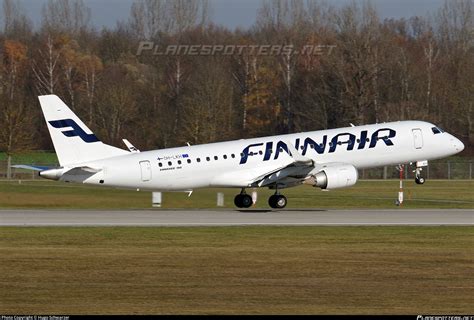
[0,179,472,209]
[0,152,58,165]
[0,226,472,314]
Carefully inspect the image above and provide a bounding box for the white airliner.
[16,95,465,208]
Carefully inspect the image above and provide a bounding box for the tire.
[275,195,287,209]
[268,195,278,208]
[234,194,243,208]
[241,194,253,208]
[269,194,287,209]
[415,177,425,185]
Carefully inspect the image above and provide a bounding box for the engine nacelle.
[305,164,358,189]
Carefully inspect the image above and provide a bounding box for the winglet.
[285,141,313,165]
[122,139,140,153]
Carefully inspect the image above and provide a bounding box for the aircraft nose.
[452,137,465,152]
[456,139,465,152]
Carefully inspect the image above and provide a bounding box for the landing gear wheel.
[234,194,243,208]
[234,194,253,208]
[268,194,287,209]
[415,176,425,185]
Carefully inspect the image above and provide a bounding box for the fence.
[360,161,473,180]
[1,160,472,180]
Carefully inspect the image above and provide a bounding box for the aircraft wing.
[252,141,314,187]
[210,141,315,188]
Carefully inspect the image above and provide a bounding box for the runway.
[0,209,472,226]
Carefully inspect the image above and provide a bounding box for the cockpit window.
[432,127,444,134]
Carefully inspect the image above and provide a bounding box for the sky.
[21,0,445,30]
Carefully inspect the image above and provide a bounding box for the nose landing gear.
[415,173,425,185]
[413,160,428,185]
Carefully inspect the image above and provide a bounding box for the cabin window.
[187,159,191,164]
[223,155,227,159]
[206,157,210,161]
[158,163,163,167]
[197,158,201,163]
[231,154,235,158]
[168,161,172,166]
[178,160,182,165]
[214,156,218,160]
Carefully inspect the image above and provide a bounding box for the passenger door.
[412,129,423,149]
[139,160,152,182]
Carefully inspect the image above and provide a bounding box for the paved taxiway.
[0,209,472,226]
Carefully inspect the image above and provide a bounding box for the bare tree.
[130,0,210,38]
[42,0,91,34]
[169,0,210,35]
[436,0,473,143]
[130,0,168,39]
[181,57,234,143]
[32,35,62,94]
[60,38,81,109]
[257,0,308,132]
[329,1,382,125]
[0,40,32,178]
[78,54,103,125]
[1,0,32,39]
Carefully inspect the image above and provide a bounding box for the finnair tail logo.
[48,119,99,143]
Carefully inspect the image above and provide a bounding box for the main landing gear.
[234,189,253,208]
[268,193,287,209]
[234,188,288,209]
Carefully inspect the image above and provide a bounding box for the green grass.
[0,151,58,165]
[0,226,472,314]
[0,179,472,209]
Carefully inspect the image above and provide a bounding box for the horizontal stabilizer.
[11,165,52,171]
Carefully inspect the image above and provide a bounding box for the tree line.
[0,0,472,173]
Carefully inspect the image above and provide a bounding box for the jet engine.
[304,164,358,189]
